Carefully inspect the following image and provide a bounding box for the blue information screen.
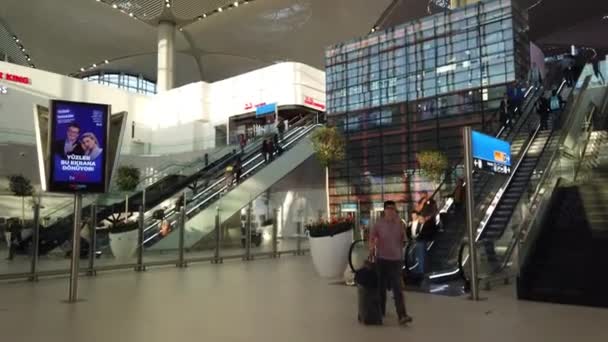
[471,130,512,174]
[48,100,110,193]
[256,103,277,116]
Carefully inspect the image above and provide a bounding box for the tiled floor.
[0,256,607,342]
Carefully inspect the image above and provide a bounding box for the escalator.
[517,84,608,307]
[29,115,310,255]
[143,121,321,250]
[407,85,545,276]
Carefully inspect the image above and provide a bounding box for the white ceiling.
[0,0,392,86]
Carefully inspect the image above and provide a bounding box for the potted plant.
[109,165,141,259]
[307,216,354,278]
[8,175,34,223]
[311,126,345,219]
[417,150,449,188]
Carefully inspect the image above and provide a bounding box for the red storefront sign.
[0,71,30,85]
[244,102,267,111]
[304,96,325,110]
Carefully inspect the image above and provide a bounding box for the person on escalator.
[590,49,605,85]
[225,164,234,190]
[452,178,465,212]
[499,96,510,129]
[537,97,550,131]
[416,191,438,223]
[234,158,242,185]
[549,89,565,128]
[261,139,270,163]
[267,139,275,162]
[369,201,412,325]
[272,133,283,155]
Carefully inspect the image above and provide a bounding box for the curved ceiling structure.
[0,0,605,86]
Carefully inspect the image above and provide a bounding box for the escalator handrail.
[430,85,538,203]
[142,124,321,244]
[189,123,312,203]
[186,124,320,216]
[142,123,316,236]
[460,79,592,280]
[429,120,544,281]
[136,118,317,239]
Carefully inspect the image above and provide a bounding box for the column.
[157,21,176,92]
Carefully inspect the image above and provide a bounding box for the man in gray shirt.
[370,201,412,325]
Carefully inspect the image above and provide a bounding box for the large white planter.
[109,230,139,260]
[309,229,352,278]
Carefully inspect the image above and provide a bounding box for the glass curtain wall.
[324,0,529,218]
[82,72,157,95]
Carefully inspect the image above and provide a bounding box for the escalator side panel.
[149,133,317,250]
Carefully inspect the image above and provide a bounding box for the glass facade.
[324,0,529,216]
[82,72,157,95]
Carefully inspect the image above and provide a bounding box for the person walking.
[369,201,412,325]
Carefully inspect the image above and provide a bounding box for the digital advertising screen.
[471,130,512,175]
[48,100,110,193]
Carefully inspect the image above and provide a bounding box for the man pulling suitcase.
[368,201,413,325]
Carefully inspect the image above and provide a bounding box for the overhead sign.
[0,71,30,85]
[256,102,277,116]
[48,100,110,193]
[472,130,511,175]
[341,203,358,212]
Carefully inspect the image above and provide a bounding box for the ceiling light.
[15,39,20,43]
[166,3,170,7]
[104,60,109,64]
[218,7,223,12]
[80,68,85,72]
[203,13,207,17]
[92,64,97,68]
[179,28,183,31]
[129,12,134,17]
[234,1,239,6]
[603,15,608,20]
[112,4,118,8]
[12,36,17,40]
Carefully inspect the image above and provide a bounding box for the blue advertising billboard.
[48,100,110,193]
[471,130,512,175]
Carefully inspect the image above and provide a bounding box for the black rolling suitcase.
[355,261,383,325]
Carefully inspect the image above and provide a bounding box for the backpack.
[550,96,560,111]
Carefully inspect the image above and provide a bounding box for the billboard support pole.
[68,193,83,302]
[463,126,480,301]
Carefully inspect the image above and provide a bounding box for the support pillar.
[157,21,175,92]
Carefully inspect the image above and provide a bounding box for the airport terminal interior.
[1,0,608,340]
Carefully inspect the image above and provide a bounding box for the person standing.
[590,49,605,85]
[537,97,550,130]
[234,158,242,185]
[370,201,412,325]
[261,139,269,163]
[6,218,21,260]
[272,133,283,155]
[267,139,275,162]
[277,119,285,140]
[239,134,247,154]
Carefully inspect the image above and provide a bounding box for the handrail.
[429,121,543,280]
